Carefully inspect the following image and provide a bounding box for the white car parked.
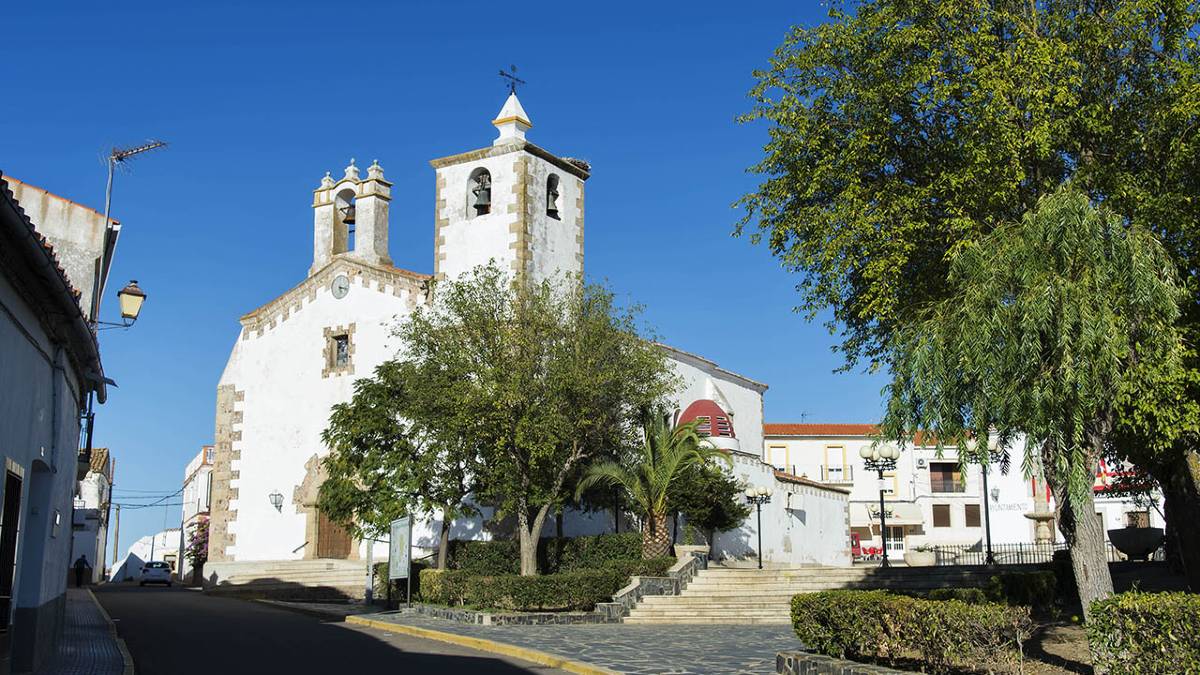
[139,561,173,587]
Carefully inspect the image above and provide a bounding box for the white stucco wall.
[0,270,84,615]
[434,146,583,284]
[221,260,422,562]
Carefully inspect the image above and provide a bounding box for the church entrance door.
[316,511,353,559]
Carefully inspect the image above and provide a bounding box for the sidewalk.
[348,610,797,675]
[38,588,131,675]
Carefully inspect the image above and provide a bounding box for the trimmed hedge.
[986,571,1058,614]
[791,590,1032,674]
[419,556,673,612]
[1087,591,1200,675]
[445,533,645,576]
[926,571,1059,617]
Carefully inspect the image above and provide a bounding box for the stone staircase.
[203,558,369,600]
[624,566,999,625]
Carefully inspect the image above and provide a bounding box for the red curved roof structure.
[678,399,735,438]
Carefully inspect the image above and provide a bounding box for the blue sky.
[4,2,887,557]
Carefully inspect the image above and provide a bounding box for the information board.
[388,517,411,580]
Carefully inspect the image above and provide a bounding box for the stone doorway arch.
[293,454,357,560]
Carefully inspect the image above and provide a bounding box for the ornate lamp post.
[965,437,999,566]
[744,486,772,569]
[859,444,900,568]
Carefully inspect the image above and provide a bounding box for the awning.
[850,502,924,527]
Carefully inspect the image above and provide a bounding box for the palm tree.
[575,410,731,559]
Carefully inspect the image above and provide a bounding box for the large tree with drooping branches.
[739,0,1200,588]
[880,188,1185,621]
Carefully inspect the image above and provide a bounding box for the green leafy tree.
[575,413,730,558]
[402,264,675,575]
[667,462,751,548]
[319,360,477,569]
[880,188,1184,621]
[738,0,1200,587]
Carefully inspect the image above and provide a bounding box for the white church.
[202,94,851,590]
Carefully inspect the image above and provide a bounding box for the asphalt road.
[93,586,569,675]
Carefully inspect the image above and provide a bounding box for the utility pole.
[112,504,121,568]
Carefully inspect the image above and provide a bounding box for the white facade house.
[111,529,183,582]
[179,446,213,579]
[763,424,1164,560]
[71,447,113,584]
[201,94,852,585]
[0,174,109,673]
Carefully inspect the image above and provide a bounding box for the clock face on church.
[331,275,350,299]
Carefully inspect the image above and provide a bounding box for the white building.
[763,423,1164,560]
[201,94,851,587]
[71,447,113,584]
[111,528,183,582]
[0,174,109,672]
[179,446,213,579]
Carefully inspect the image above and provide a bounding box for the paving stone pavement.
[362,611,801,675]
[39,588,127,675]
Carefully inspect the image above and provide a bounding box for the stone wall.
[207,384,242,563]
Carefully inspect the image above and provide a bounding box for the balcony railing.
[927,541,1165,566]
[819,466,854,484]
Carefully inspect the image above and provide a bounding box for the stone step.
[623,616,790,625]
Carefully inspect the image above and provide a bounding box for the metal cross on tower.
[499,65,525,95]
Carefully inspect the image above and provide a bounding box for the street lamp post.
[966,438,998,566]
[860,445,900,568]
[744,486,772,569]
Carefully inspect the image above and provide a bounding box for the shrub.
[418,567,629,612]
[1088,591,1200,675]
[447,539,520,575]
[554,532,643,570]
[986,571,1058,615]
[929,587,988,604]
[444,533,645,575]
[791,590,1032,674]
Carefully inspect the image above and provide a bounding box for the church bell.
[472,176,492,214]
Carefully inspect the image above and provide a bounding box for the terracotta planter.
[903,550,936,567]
[1107,527,1164,561]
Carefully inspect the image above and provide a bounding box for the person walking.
[73,554,92,587]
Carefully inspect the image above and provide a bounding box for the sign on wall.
[388,517,411,580]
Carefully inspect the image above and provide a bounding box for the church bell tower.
[430,93,589,283]
[310,159,393,275]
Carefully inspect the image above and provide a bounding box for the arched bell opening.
[334,188,356,254]
[468,167,492,217]
[546,174,561,219]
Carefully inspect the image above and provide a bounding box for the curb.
[346,615,619,675]
[252,598,377,622]
[86,589,136,675]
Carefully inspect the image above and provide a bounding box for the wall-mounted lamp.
[269,491,284,512]
[990,487,1000,502]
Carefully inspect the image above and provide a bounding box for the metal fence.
[928,541,1165,566]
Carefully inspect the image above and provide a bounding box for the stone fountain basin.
[1107,527,1164,560]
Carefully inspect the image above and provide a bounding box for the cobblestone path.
[363,611,800,675]
[40,588,127,675]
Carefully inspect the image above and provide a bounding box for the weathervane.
[499,65,525,95]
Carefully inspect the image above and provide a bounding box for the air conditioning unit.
[916,458,927,468]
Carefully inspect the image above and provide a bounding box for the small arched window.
[334,188,356,254]
[546,174,561,219]
[468,167,492,217]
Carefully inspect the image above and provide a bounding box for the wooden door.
[316,511,353,559]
